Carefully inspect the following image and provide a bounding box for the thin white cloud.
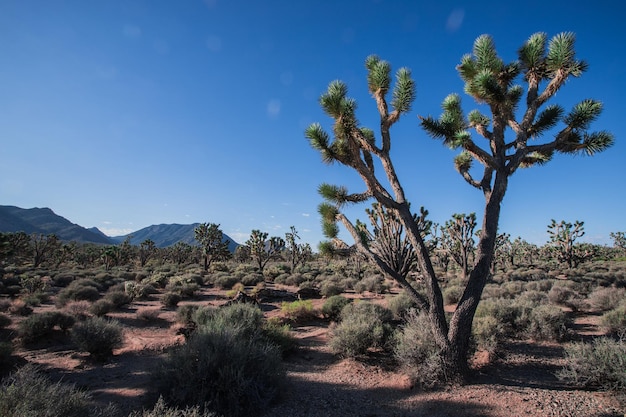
[267,99,281,118]
[302,213,310,217]
[123,24,142,38]
[206,35,222,52]
[446,9,464,33]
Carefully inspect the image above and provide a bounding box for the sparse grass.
[0,364,118,417]
[558,336,626,391]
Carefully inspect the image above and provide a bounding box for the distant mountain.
[0,205,113,244]
[111,223,239,251]
[0,205,240,251]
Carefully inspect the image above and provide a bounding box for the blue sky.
[1,0,624,249]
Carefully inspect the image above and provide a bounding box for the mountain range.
[0,205,239,250]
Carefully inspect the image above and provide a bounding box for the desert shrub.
[18,311,74,344]
[176,304,199,325]
[280,300,317,323]
[225,283,245,298]
[548,285,584,311]
[272,273,289,285]
[524,279,553,292]
[89,299,114,317]
[283,273,307,287]
[262,318,295,355]
[155,324,284,416]
[0,314,10,329]
[354,275,387,294]
[330,302,393,357]
[70,317,123,360]
[474,298,528,338]
[103,290,131,308]
[387,292,419,319]
[516,290,549,306]
[125,281,157,300]
[129,396,218,417]
[55,280,101,307]
[525,304,571,341]
[137,308,161,322]
[0,364,117,417]
[442,285,464,305]
[8,300,32,316]
[321,295,351,321]
[472,314,502,356]
[0,300,10,313]
[20,292,49,307]
[558,337,626,390]
[51,273,75,287]
[502,281,525,298]
[601,305,626,336]
[63,300,92,320]
[240,272,264,287]
[588,287,626,312]
[319,281,344,298]
[213,274,239,290]
[394,310,447,388]
[162,292,182,308]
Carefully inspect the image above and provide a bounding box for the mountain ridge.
[0,205,239,250]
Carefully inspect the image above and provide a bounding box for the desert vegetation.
[0,31,623,416]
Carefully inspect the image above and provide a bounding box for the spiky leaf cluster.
[420,31,613,192]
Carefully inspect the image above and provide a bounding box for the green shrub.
[129,396,218,417]
[70,317,123,360]
[330,302,393,358]
[525,304,571,341]
[354,275,387,294]
[280,300,317,323]
[155,325,284,417]
[240,273,264,287]
[394,310,446,388]
[176,304,199,325]
[213,274,239,290]
[162,292,182,308]
[557,337,626,390]
[89,299,114,317]
[18,312,75,345]
[388,292,419,319]
[137,308,161,322]
[55,280,101,307]
[103,290,131,308]
[442,285,464,305]
[588,287,626,312]
[319,281,344,298]
[601,305,626,336]
[0,364,117,417]
[472,314,502,356]
[321,295,351,321]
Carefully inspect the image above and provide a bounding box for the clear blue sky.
[1,0,624,249]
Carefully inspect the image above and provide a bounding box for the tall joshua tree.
[306,32,613,379]
[194,223,231,271]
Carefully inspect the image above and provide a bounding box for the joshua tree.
[245,230,284,275]
[284,226,312,273]
[30,233,60,268]
[440,213,476,280]
[306,32,613,378]
[194,223,231,271]
[547,219,586,268]
[610,232,626,254]
[138,239,156,267]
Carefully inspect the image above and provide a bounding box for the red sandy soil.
[6,286,625,417]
